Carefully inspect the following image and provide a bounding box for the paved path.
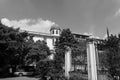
[0,77,39,80]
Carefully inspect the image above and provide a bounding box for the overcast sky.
[0,0,120,38]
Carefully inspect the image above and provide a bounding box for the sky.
[0,0,120,38]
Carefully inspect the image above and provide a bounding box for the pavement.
[0,77,39,80]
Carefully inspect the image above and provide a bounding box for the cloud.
[102,34,107,39]
[114,8,120,17]
[83,32,92,36]
[1,18,55,33]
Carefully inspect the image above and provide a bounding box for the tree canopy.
[25,40,51,65]
[55,29,78,65]
[55,28,78,50]
[0,22,28,67]
[98,34,120,78]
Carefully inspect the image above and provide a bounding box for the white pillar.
[95,44,99,71]
[65,47,71,79]
[87,41,97,80]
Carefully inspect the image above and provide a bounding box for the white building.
[27,24,61,50]
[23,24,103,61]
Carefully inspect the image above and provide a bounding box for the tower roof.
[50,24,61,31]
[107,27,109,39]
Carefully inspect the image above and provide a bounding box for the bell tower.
[50,24,61,36]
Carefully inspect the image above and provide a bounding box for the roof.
[50,24,61,31]
[72,33,90,38]
[20,30,59,38]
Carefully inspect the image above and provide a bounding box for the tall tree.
[35,28,75,80]
[0,22,28,68]
[98,34,120,78]
[25,40,51,65]
[55,28,77,50]
[54,28,78,73]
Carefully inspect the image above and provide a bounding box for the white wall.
[33,36,44,42]
[33,36,54,50]
[46,38,54,50]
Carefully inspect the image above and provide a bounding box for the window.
[52,38,55,45]
[56,30,58,34]
[52,38,56,45]
[52,30,54,34]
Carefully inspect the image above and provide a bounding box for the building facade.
[27,24,61,50]
[27,25,103,66]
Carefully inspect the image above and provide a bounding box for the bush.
[69,75,88,80]
[36,59,67,80]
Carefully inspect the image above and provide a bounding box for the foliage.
[55,28,78,50]
[98,34,120,78]
[36,59,67,80]
[34,28,78,80]
[54,28,88,77]
[0,22,28,67]
[69,75,88,80]
[25,40,51,65]
[36,59,53,80]
[55,28,78,65]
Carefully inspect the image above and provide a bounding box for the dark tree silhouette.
[0,22,29,75]
[98,34,120,78]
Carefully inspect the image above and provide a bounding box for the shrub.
[69,75,88,80]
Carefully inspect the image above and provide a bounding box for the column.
[65,47,71,79]
[87,41,97,80]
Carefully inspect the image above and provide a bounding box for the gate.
[65,38,101,80]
